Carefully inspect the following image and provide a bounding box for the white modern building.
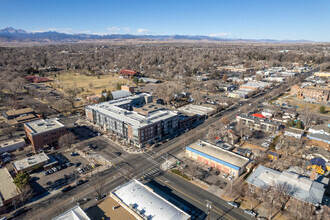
[111,179,190,220]
[52,206,90,220]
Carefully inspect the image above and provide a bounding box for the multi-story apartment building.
[24,118,67,153]
[290,84,330,102]
[85,94,179,147]
[236,114,281,133]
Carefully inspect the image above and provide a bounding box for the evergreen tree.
[116,83,122,90]
[106,90,113,101]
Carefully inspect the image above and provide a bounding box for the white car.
[77,168,83,174]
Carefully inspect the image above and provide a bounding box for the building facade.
[86,94,179,147]
[185,140,250,178]
[236,114,281,133]
[290,84,330,102]
[24,119,67,153]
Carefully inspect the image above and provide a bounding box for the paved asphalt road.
[10,75,314,220]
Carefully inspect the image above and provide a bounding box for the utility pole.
[206,200,212,220]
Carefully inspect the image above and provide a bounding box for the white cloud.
[137,28,152,34]
[209,32,232,37]
[122,27,130,32]
[107,26,121,32]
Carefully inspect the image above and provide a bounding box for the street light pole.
[206,200,212,220]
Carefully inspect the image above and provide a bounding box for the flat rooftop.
[246,165,327,205]
[187,140,250,170]
[12,152,50,172]
[5,107,35,117]
[237,114,281,126]
[0,137,25,148]
[86,196,136,220]
[52,205,90,220]
[0,168,20,204]
[25,118,65,134]
[111,179,190,220]
[88,95,177,130]
[178,104,214,116]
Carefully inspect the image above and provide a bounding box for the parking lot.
[178,156,230,192]
[29,151,91,193]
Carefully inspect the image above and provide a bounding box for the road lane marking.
[156,177,236,220]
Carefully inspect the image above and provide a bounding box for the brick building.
[290,84,330,102]
[24,118,67,153]
[185,140,250,178]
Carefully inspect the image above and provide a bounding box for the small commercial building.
[3,107,39,126]
[12,152,50,173]
[186,140,250,178]
[284,127,304,139]
[24,118,67,153]
[236,114,281,133]
[246,165,328,205]
[0,168,21,214]
[0,137,26,154]
[119,69,140,78]
[110,179,190,220]
[52,205,90,220]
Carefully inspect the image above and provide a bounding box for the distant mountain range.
[0,27,313,44]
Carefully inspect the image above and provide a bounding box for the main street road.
[15,78,306,220]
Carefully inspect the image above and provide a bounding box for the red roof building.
[252,113,266,119]
[119,69,138,77]
[25,75,51,83]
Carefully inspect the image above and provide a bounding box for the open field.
[48,72,134,98]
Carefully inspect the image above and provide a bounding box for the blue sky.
[0,0,329,41]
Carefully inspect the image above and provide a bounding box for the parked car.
[70,152,79,156]
[257,217,268,220]
[113,152,122,157]
[77,168,83,174]
[52,167,58,172]
[222,174,229,178]
[95,195,106,201]
[228,176,234,181]
[43,171,49,176]
[227,201,239,208]
[47,169,53,174]
[244,209,258,217]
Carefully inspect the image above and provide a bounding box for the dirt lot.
[47,72,133,98]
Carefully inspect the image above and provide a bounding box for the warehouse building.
[24,118,67,153]
[185,140,250,178]
[110,179,190,220]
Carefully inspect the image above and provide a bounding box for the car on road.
[61,185,74,193]
[77,198,89,205]
[75,179,86,186]
[244,209,258,217]
[11,208,29,218]
[227,201,239,208]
